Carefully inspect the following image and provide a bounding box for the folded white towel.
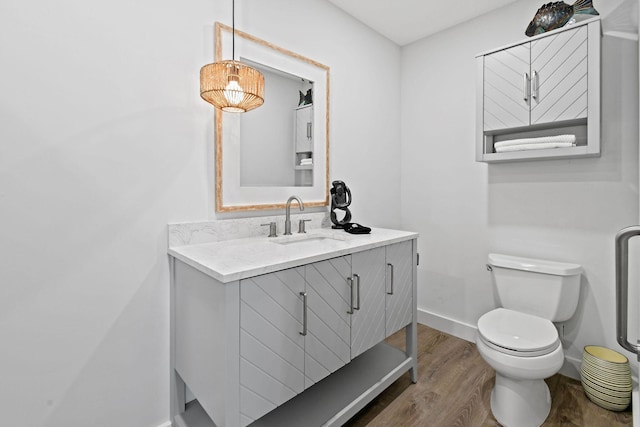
[494,134,576,149]
[495,142,575,153]
[300,159,313,165]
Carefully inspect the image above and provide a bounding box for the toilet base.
[490,373,551,427]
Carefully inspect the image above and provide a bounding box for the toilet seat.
[478,308,560,357]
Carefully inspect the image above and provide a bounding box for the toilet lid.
[478,308,559,356]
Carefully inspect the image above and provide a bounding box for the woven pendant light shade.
[200,60,264,113]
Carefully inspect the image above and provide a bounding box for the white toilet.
[476,253,582,427]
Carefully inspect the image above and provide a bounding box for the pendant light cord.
[231,0,235,61]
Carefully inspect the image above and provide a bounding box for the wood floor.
[345,324,633,427]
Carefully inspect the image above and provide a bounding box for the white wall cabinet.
[476,17,600,163]
[294,104,313,186]
[294,104,313,154]
[482,42,531,131]
[171,239,418,427]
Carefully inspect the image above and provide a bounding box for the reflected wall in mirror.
[214,22,330,212]
[240,61,313,188]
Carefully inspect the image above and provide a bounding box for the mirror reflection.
[239,60,314,187]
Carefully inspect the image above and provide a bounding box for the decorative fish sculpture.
[525,0,599,37]
[298,89,313,106]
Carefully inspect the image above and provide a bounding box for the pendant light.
[200,0,265,112]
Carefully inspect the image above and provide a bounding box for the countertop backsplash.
[168,212,331,248]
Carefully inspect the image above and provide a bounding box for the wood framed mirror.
[214,22,330,212]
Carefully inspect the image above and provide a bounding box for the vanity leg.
[171,370,186,426]
[170,257,186,425]
[406,322,418,384]
[407,241,418,384]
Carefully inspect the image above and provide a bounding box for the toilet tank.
[488,253,582,322]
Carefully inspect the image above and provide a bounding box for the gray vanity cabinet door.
[350,247,387,359]
[483,43,531,131]
[239,267,306,424]
[385,241,414,337]
[304,256,352,388]
[530,25,588,126]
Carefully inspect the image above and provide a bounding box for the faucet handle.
[298,219,312,234]
[261,222,277,237]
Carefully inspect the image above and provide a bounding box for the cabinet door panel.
[305,257,351,388]
[240,268,305,423]
[483,43,530,131]
[239,383,277,425]
[241,302,304,371]
[303,315,349,387]
[351,247,386,359]
[306,284,351,351]
[530,25,588,125]
[385,241,414,336]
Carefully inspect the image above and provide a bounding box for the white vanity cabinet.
[240,247,409,424]
[303,256,353,386]
[350,247,387,359]
[239,257,353,423]
[348,242,414,356]
[238,267,306,424]
[476,17,600,162]
[385,241,413,336]
[169,230,418,427]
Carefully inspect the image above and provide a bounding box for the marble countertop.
[168,227,418,283]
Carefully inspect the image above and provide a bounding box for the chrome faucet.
[284,195,304,235]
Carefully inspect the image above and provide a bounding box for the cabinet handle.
[532,70,539,101]
[300,292,308,336]
[354,274,361,311]
[260,222,277,237]
[387,263,394,295]
[523,72,530,102]
[347,277,354,314]
[307,122,312,139]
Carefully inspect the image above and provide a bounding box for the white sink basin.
[270,233,347,246]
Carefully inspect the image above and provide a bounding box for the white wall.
[0,1,400,426]
[240,68,299,187]
[401,0,639,377]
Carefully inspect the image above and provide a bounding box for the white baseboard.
[417,308,478,343]
[560,354,581,380]
[157,421,172,427]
